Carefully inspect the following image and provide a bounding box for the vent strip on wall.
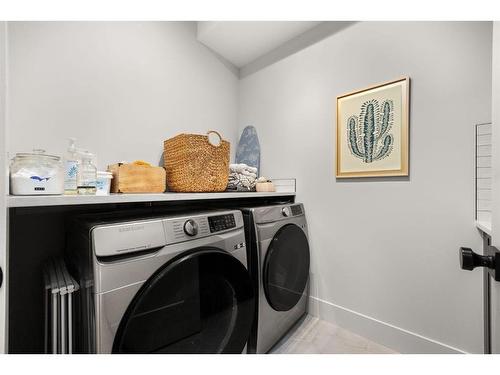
[476,123,492,224]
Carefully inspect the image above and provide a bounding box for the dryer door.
[112,248,254,353]
[263,224,310,312]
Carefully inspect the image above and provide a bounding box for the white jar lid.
[14,149,61,162]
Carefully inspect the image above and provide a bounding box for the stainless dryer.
[241,203,310,354]
[65,210,254,353]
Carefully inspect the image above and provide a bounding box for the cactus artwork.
[337,77,409,178]
[347,99,394,163]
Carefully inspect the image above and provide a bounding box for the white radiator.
[43,257,79,354]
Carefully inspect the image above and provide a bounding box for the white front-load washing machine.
[65,209,254,354]
[241,203,310,354]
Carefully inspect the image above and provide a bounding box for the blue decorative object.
[30,176,50,182]
[235,126,261,176]
[347,99,394,163]
[68,164,78,178]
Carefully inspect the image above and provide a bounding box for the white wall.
[239,21,492,353]
[492,23,500,247]
[6,22,239,170]
[490,21,500,354]
[3,20,493,354]
[0,21,7,354]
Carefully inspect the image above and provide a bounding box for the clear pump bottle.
[64,138,79,195]
[77,151,97,195]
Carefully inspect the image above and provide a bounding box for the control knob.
[184,219,199,236]
[281,207,291,217]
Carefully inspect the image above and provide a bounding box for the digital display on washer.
[291,205,303,216]
[208,214,236,232]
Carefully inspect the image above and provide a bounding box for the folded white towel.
[229,163,258,174]
[239,169,257,179]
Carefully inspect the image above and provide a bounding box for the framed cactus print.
[336,77,409,178]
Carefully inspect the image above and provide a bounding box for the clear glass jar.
[10,149,64,195]
[77,151,97,195]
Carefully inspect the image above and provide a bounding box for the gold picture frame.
[336,77,410,178]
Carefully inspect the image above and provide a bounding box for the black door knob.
[459,247,495,271]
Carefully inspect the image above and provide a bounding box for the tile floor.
[270,315,397,354]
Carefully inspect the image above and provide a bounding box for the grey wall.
[238,21,492,353]
[6,22,239,170]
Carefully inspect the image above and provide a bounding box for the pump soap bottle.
[64,138,79,195]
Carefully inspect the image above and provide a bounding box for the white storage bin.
[95,171,113,195]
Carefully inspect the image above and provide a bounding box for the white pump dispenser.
[64,137,79,195]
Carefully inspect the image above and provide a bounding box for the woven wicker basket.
[164,131,230,192]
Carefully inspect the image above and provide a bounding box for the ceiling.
[197,21,321,68]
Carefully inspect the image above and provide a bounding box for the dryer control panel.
[250,203,306,224]
[290,204,303,216]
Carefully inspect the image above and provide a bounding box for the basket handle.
[207,130,223,147]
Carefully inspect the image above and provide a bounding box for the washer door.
[112,248,254,353]
[263,224,310,312]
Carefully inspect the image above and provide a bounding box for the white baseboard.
[308,296,467,354]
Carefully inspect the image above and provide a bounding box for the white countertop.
[7,191,296,208]
[475,220,492,235]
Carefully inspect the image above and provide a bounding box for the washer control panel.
[168,217,210,242]
[208,214,236,233]
[163,211,242,245]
